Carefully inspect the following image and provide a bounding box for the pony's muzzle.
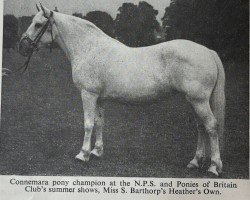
[18,36,37,57]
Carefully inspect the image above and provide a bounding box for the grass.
[0,49,248,178]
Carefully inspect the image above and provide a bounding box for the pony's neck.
[53,12,104,62]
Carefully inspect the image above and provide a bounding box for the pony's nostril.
[18,38,33,57]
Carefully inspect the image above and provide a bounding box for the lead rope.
[14,52,34,74]
[50,23,54,52]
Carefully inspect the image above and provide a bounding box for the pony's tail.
[210,50,226,154]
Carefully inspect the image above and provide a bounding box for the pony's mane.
[65,14,105,35]
[54,12,125,46]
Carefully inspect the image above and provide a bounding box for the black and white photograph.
[0,0,248,181]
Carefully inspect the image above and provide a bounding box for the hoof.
[91,148,103,158]
[208,165,221,177]
[75,151,90,162]
[206,171,222,178]
[187,159,199,169]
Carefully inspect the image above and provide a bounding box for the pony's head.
[19,4,55,57]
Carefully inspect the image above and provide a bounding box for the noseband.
[17,11,54,74]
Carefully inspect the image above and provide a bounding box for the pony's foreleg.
[75,90,98,162]
[187,119,206,169]
[91,105,104,157]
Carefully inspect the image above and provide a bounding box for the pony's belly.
[102,63,170,102]
[101,84,171,103]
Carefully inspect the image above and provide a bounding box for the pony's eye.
[35,23,42,29]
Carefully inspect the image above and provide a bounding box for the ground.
[0,49,248,178]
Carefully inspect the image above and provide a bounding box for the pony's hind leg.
[187,117,206,169]
[91,104,104,157]
[190,99,222,176]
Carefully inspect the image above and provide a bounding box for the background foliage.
[3,1,249,62]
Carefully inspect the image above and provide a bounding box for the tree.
[115,1,160,47]
[162,0,248,60]
[137,2,160,46]
[115,3,139,46]
[73,11,115,38]
[84,11,115,37]
[18,16,33,37]
[3,15,18,51]
[72,12,84,19]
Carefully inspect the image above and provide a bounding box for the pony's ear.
[40,3,51,18]
[36,4,40,12]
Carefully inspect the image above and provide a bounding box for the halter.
[17,11,54,74]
